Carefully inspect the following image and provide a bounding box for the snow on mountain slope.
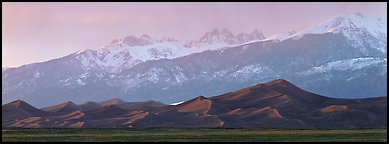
[299,57,387,75]
[292,13,387,54]
[75,41,233,73]
[239,13,386,55]
[228,64,280,80]
[185,28,265,48]
[297,13,386,39]
[76,41,193,73]
[74,28,265,73]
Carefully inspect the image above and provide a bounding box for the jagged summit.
[185,28,266,47]
[103,34,177,49]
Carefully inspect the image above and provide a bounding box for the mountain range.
[2,79,386,128]
[2,13,387,107]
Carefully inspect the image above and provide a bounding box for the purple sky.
[2,2,387,67]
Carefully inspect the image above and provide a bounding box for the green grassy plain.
[2,128,387,142]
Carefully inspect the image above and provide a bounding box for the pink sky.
[2,2,387,67]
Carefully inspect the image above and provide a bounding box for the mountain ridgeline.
[2,79,387,129]
[2,13,387,107]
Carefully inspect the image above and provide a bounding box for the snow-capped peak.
[102,34,178,50]
[262,13,387,54]
[76,28,266,74]
[249,29,265,39]
[121,35,152,46]
[76,34,210,73]
[296,13,386,39]
[198,28,235,44]
[185,28,266,48]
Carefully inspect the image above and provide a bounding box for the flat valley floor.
[2,128,387,142]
